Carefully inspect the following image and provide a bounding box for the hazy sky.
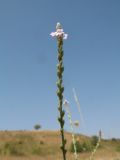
[0,0,120,138]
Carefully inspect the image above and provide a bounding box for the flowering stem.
[57,38,67,160]
[50,22,68,160]
[64,100,78,160]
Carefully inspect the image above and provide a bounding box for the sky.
[0,0,120,138]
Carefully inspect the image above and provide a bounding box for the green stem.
[65,103,78,160]
[57,38,67,160]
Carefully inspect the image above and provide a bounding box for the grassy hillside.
[0,130,120,160]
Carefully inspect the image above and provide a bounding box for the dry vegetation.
[0,130,120,160]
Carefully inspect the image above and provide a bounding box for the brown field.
[0,130,120,160]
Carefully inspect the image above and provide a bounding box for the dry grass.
[0,130,120,160]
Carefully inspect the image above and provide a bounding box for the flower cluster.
[50,22,68,40]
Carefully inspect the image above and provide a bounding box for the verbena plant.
[50,23,68,160]
[50,23,101,160]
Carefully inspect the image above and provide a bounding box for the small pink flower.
[64,34,68,39]
[50,32,56,37]
[50,22,68,40]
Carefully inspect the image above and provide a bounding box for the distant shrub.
[82,141,92,152]
[32,146,42,155]
[40,140,44,144]
[70,140,92,153]
[18,140,23,145]
[70,141,81,153]
[34,124,41,130]
[91,136,99,146]
[112,138,117,141]
[116,145,120,152]
[1,142,24,156]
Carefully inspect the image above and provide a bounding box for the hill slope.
[0,130,120,160]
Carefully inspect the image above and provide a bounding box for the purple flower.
[50,22,68,40]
